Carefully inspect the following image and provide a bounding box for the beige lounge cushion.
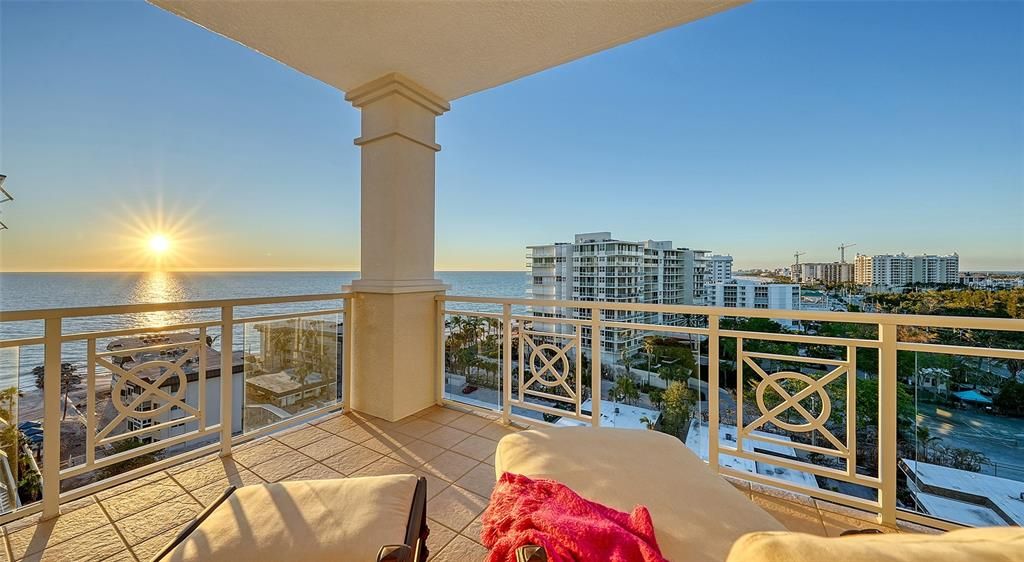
[495,426,784,562]
[164,475,418,562]
[726,527,1024,562]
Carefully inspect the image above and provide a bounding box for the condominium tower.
[854,253,960,286]
[792,262,855,285]
[527,232,730,357]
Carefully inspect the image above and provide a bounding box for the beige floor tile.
[422,451,478,483]
[282,463,345,482]
[19,524,129,562]
[418,407,466,426]
[409,469,450,500]
[229,438,294,468]
[314,413,359,435]
[5,501,111,560]
[425,519,458,560]
[129,525,182,561]
[188,470,265,506]
[449,435,497,462]
[166,457,248,492]
[454,463,496,500]
[387,440,446,467]
[474,422,518,441]
[751,493,826,536]
[273,424,333,449]
[431,535,489,562]
[113,495,203,546]
[462,515,485,545]
[319,445,384,475]
[94,471,171,503]
[349,457,419,479]
[336,423,383,444]
[420,426,472,449]
[446,413,492,434]
[248,451,317,482]
[428,486,489,532]
[483,453,495,467]
[360,431,417,456]
[99,477,190,521]
[3,496,98,536]
[298,434,356,461]
[396,418,445,439]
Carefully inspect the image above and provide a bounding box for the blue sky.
[1,1,1022,271]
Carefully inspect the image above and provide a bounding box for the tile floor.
[0,405,931,561]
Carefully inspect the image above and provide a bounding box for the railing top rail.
[0,292,352,322]
[438,294,1024,332]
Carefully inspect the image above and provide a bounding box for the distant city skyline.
[1,1,1021,272]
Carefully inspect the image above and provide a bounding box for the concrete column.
[345,73,449,421]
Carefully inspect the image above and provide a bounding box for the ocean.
[0,271,528,388]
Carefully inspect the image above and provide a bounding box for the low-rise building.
[706,279,801,326]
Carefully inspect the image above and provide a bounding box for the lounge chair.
[151,475,428,562]
[494,426,784,562]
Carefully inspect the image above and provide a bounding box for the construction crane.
[793,251,806,266]
[0,174,10,231]
[838,242,856,263]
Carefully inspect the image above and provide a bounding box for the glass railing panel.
[240,312,341,434]
[900,332,1024,527]
[443,311,504,414]
[0,344,37,516]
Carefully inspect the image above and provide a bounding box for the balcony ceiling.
[148,0,746,100]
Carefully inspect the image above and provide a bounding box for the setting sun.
[148,234,170,254]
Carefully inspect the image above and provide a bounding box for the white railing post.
[590,306,601,427]
[41,317,62,519]
[220,306,233,457]
[502,304,512,424]
[435,299,445,406]
[878,323,898,526]
[707,315,720,474]
[343,304,355,411]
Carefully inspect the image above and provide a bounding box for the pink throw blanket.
[480,472,668,562]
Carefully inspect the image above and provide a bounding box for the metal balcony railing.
[437,294,1024,531]
[0,293,351,523]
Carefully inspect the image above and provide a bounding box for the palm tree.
[638,415,655,430]
[620,350,635,378]
[32,363,82,420]
[642,337,657,387]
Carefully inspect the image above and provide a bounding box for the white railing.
[0,293,352,523]
[437,295,1024,530]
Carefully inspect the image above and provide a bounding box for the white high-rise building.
[706,279,801,327]
[855,253,959,286]
[527,232,720,357]
[706,255,734,285]
[912,254,960,284]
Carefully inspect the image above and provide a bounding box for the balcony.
[3,0,1022,560]
[0,293,1021,560]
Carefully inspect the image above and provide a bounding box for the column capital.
[345,72,450,116]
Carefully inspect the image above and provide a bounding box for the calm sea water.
[0,271,527,387]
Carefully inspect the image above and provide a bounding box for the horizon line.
[0,268,530,273]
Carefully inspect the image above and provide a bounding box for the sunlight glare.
[148,234,171,254]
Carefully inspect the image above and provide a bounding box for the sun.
[148,234,171,254]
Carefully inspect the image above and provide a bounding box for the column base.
[348,287,444,421]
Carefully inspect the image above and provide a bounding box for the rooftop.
[0,405,927,562]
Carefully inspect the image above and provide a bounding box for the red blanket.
[480,472,668,562]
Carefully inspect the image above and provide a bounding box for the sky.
[1,1,1022,272]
